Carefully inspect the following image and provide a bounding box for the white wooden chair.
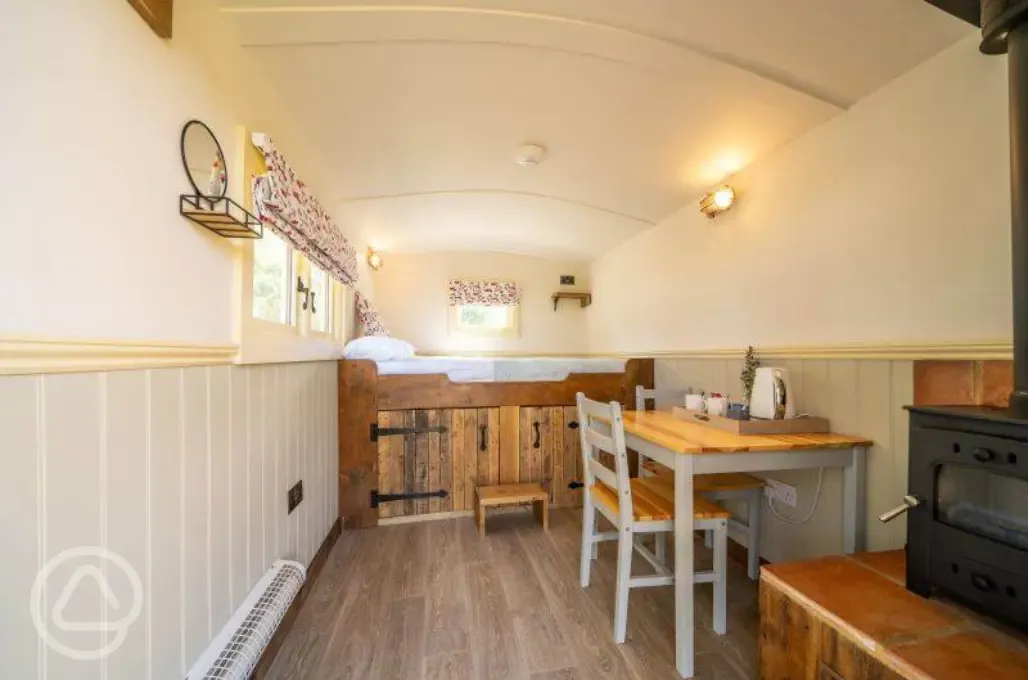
[635,385,766,580]
[576,392,730,642]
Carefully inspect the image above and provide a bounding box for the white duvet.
[375,356,626,382]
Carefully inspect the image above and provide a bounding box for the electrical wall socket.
[287,480,304,514]
[764,478,797,507]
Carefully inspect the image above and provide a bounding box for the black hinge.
[369,422,448,442]
[370,489,449,508]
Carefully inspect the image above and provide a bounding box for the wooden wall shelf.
[552,292,592,310]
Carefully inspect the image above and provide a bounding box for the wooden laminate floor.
[265,508,759,680]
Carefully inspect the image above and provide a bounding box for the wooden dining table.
[617,410,872,679]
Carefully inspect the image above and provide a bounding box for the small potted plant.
[736,346,760,419]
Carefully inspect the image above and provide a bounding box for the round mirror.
[180,120,227,200]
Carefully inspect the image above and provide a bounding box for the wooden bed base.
[338,358,654,529]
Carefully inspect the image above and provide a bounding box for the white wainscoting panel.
[655,357,914,563]
[0,361,339,680]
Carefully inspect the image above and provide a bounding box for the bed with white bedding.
[375,356,627,383]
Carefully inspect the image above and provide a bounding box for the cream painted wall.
[587,36,1012,353]
[653,357,912,564]
[0,361,338,680]
[373,251,590,354]
[0,0,370,345]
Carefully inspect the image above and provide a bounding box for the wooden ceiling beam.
[127,0,173,39]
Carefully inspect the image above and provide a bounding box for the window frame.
[448,303,520,338]
[307,262,331,335]
[251,228,295,327]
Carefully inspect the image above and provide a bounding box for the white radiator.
[187,559,307,680]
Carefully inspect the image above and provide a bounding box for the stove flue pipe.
[981,1,1028,415]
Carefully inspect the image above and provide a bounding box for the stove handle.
[878,495,922,523]
[973,447,996,463]
[971,573,996,593]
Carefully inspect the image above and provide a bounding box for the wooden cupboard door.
[376,410,410,520]
[427,409,451,515]
[376,408,452,518]
[560,405,583,508]
[517,406,571,502]
[477,408,500,490]
[499,406,521,483]
[450,408,501,511]
[519,407,546,487]
[449,409,474,512]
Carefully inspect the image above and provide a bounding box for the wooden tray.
[671,406,829,435]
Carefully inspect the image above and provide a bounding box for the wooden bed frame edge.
[337,357,654,529]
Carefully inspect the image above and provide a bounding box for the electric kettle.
[749,367,796,420]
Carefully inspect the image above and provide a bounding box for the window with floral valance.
[447,280,521,307]
[251,133,358,287]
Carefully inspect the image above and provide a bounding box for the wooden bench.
[474,483,549,536]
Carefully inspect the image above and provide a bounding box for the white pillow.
[343,336,416,361]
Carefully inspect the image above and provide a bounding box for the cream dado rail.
[0,336,240,375]
[0,361,338,680]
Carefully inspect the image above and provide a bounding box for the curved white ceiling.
[221,0,971,260]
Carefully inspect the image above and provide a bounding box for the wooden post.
[339,360,379,529]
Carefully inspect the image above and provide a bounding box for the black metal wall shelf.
[180,194,263,239]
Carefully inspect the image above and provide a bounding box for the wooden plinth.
[759,551,1028,680]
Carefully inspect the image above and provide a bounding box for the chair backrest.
[576,392,633,526]
[635,385,690,411]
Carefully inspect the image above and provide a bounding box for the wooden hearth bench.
[760,550,1028,680]
[474,483,549,536]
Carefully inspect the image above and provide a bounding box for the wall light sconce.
[366,248,383,271]
[699,185,737,219]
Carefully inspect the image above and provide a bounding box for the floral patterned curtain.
[447,280,521,306]
[251,133,359,286]
[355,291,390,337]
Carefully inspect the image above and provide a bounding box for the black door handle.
[971,573,996,592]
[973,447,996,463]
[568,481,584,490]
[568,420,579,429]
[533,422,541,448]
[480,424,487,452]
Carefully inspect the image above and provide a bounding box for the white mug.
[685,393,707,412]
[706,397,728,417]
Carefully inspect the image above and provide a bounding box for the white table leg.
[747,488,762,581]
[842,446,867,554]
[674,454,695,678]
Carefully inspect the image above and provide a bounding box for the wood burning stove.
[878,0,1028,632]
[898,406,1028,630]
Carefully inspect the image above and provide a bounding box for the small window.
[309,263,330,334]
[450,304,518,337]
[252,230,292,324]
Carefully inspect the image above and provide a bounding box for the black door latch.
[370,422,448,442]
[370,489,449,508]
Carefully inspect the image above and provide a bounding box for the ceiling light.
[367,248,383,271]
[699,185,737,219]
[515,143,547,167]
